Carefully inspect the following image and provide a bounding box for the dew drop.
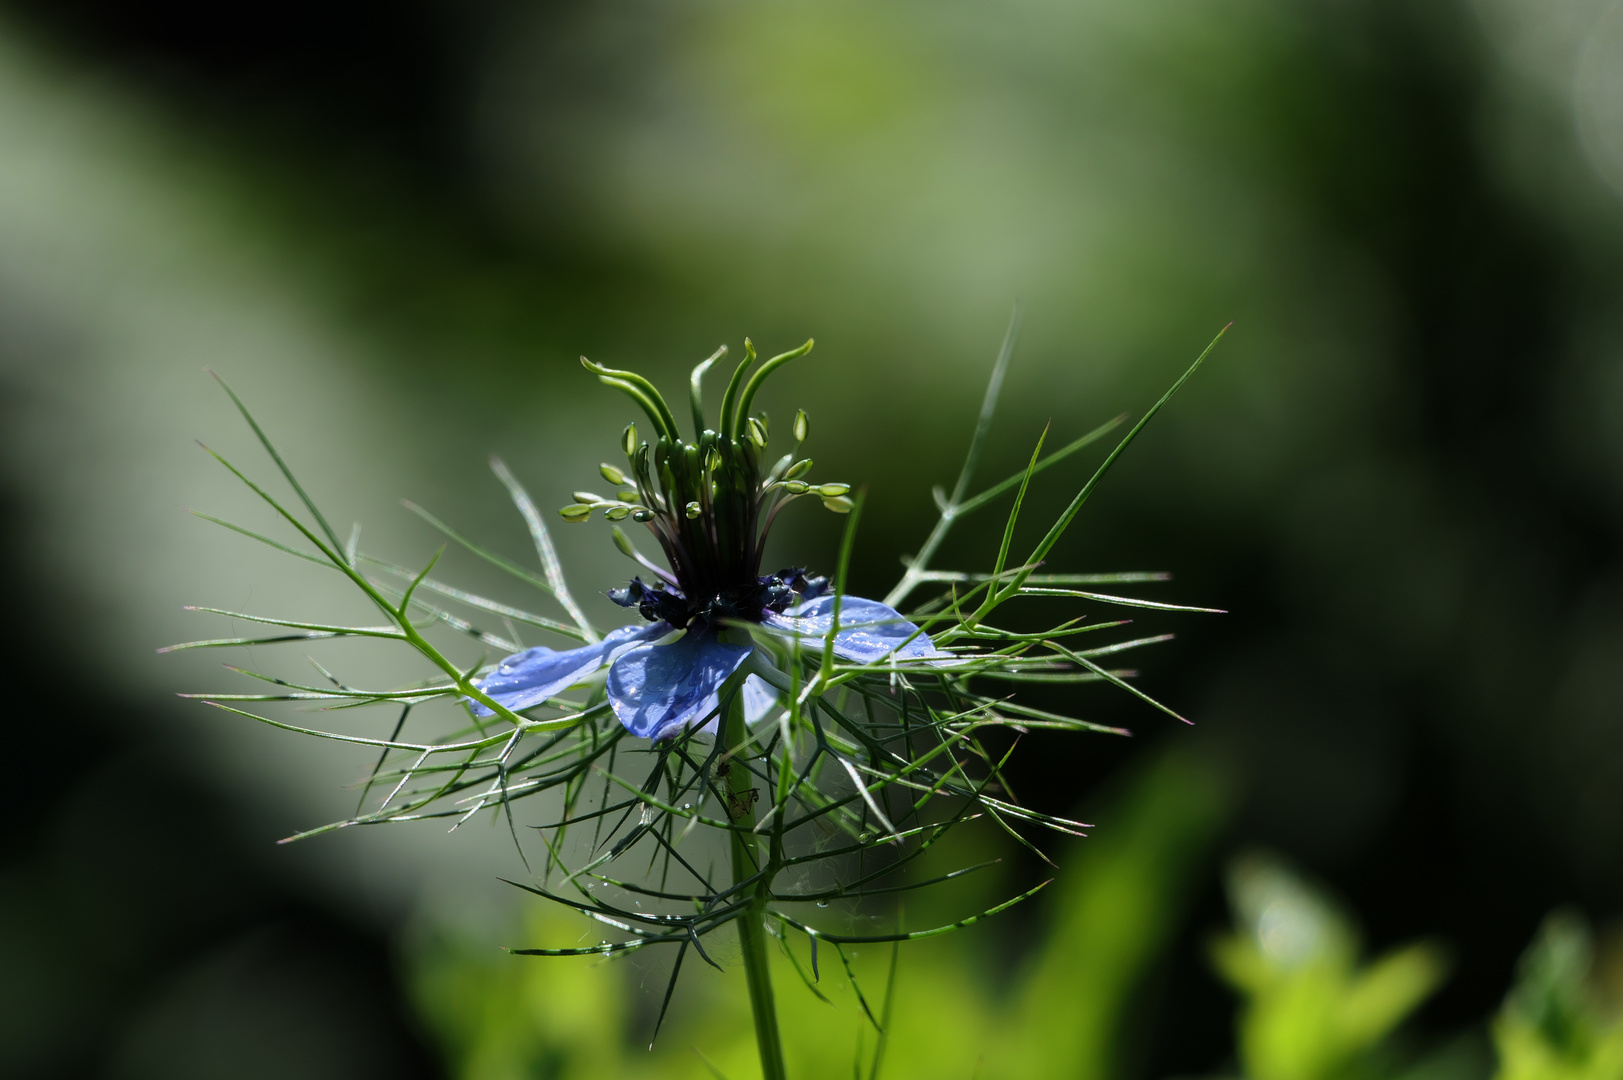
[816,900,829,908]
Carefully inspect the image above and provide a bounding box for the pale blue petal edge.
[762,594,954,666]
[470,623,664,718]
[606,631,753,741]
[744,676,779,726]
[695,674,779,737]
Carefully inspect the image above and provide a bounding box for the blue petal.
[606,631,752,740]
[763,595,954,666]
[693,675,780,737]
[471,623,664,718]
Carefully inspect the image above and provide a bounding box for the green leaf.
[181,606,405,639]
[209,370,346,557]
[401,499,555,594]
[1003,325,1227,601]
[185,509,335,569]
[490,457,596,639]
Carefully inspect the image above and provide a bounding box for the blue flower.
[472,593,950,741]
[472,340,950,741]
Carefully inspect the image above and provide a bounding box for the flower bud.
[705,447,722,473]
[600,463,626,486]
[604,505,632,521]
[618,490,640,502]
[817,483,850,498]
[786,458,813,479]
[747,417,768,448]
[621,424,637,458]
[611,525,636,557]
[573,491,607,505]
[793,409,808,443]
[769,453,794,481]
[821,495,854,514]
[632,509,655,522]
[685,501,702,519]
[783,480,810,495]
[559,504,593,522]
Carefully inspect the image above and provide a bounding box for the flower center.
[609,567,829,630]
[556,338,853,625]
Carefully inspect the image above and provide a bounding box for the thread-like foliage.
[172,321,1224,1056]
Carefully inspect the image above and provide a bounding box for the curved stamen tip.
[581,358,680,442]
[689,344,728,437]
[735,338,814,431]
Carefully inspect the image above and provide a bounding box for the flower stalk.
[724,685,788,1080]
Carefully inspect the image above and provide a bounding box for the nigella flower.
[181,319,1219,1080]
[471,340,953,741]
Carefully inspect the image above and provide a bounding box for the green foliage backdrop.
[0,0,1621,1076]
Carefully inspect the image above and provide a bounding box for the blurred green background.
[2,0,1622,1076]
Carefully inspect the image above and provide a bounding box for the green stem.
[725,689,788,1080]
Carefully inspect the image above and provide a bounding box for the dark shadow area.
[1,0,483,169]
[0,461,443,1079]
